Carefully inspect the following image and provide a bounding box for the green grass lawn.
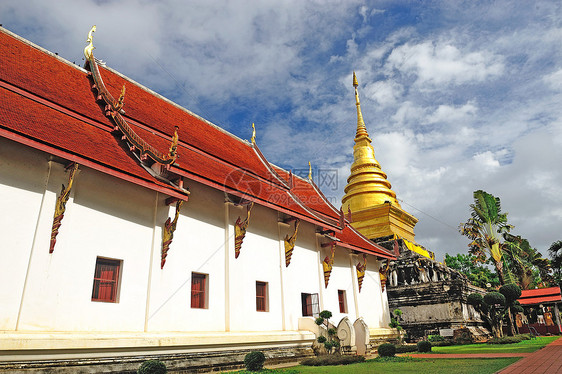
[429,336,559,354]
[232,357,519,374]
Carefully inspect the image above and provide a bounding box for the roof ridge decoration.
[83,26,179,167]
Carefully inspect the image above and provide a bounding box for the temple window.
[338,290,348,313]
[256,281,268,312]
[301,292,320,317]
[191,272,208,309]
[91,257,121,303]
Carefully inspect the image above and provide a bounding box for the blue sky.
[2,0,562,261]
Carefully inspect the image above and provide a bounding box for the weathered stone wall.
[377,237,489,340]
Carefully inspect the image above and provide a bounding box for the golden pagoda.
[342,72,418,242]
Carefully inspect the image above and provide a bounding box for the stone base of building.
[0,331,316,373]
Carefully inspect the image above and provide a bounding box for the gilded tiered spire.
[353,72,370,141]
[342,73,418,242]
[342,73,400,212]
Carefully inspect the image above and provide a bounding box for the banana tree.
[459,190,513,285]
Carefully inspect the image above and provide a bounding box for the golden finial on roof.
[251,123,256,144]
[84,25,97,60]
[353,72,369,140]
[308,161,312,180]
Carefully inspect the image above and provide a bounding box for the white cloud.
[385,41,505,86]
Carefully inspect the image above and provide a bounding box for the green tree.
[503,235,551,289]
[459,190,513,285]
[548,240,562,286]
[467,292,507,338]
[445,253,500,288]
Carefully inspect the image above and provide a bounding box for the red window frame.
[191,273,207,309]
[338,290,347,313]
[301,293,320,317]
[256,281,267,312]
[91,258,121,303]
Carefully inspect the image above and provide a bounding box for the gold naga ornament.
[378,260,390,292]
[161,200,184,269]
[234,202,254,258]
[284,219,300,267]
[356,254,367,292]
[83,26,179,167]
[322,242,336,288]
[50,163,79,253]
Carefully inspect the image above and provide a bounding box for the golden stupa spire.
[342,72,401,211]
[353,72,370,141]
[251,123,256,144]
[342,72,418,242]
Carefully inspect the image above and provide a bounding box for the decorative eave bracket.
[234,202,254,259]
[356,254,367,292]
[50,163,79,253]
[322,241,337,288]
[284,218,300,267]
[161,199,185,269]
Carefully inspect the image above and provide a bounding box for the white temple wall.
[324,250,358,323]
[0,138,391,336]
[17,165,156,332]
[146,181,226,332]
[0,139,49,330]
[228,203,284,331]
[280,222,322,331]
[358,259,389,328]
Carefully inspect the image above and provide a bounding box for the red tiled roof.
[0,28,395,259]
[518,287,562,305]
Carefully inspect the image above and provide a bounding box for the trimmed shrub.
[484,292,506,307]
[516,334,531,340]
[300,355,365,366]
[377,343,396,357]
[317,335,327,343]
[428,335,444,342]
[137,360,167,374]
[467,293,484,307]
[432,339,454,346]
[500,284,522,303]
[244,351,266,371]
[487,336,523,344]
[417,341,432,352]
[394,344,418,353]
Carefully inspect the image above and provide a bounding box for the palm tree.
[459,190,513,285]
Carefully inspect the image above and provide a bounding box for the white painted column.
[277,219,288,330]
[315,234,325,311]
[349,253,360,320]
[15,161,53,330]
[224,201,231,332]
[144,191,159,332]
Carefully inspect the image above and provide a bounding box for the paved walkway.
[498,336,562,373]
[410,336,562,374]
